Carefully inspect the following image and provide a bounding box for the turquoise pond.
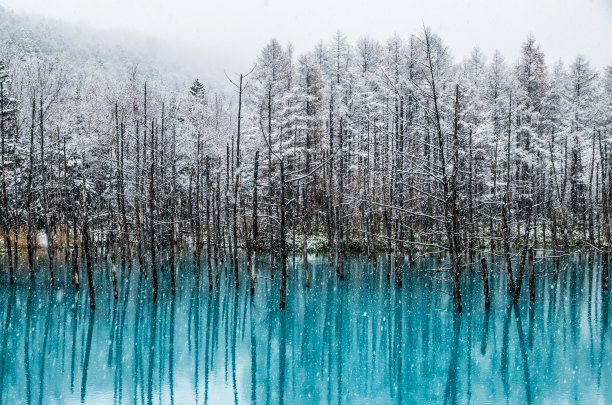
[0,253,610,404]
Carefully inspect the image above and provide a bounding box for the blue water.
[0,253,610,404]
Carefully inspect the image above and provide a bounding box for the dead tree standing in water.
[40,96,54,285]
[206,155,213,290]
[481,257,490,308]
[26,98,36,278]
[250,150,259,294]
[0,81,14,284]
[81,166,95,309]
[502,94,515,292]
[528,247,535,301]
[149,119,158,302]
[513,199,533,305]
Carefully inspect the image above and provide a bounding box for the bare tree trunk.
[502,94,515,291]
[232,174,240,288]
[302,178,310,289]
[385,207,392,281]
[336,119,345,279]
[233,74,244,289]
[588,130,596,248]
[110,218,118,300]
[425,31,463,312]
[327,95,335,267]
[528,247,535,301]
[120,122,130,269]
[468,130,475,273]
[40,96,54,285]
[324,156,334,267]
[72,214,79,290]
[513,199,533,305]
[170,126,178,294]
[195,133,202,284]
[250,151,259,294]
[0,82,14,284]
[149,119,158,302]
[449,84,462,313]
[603,247,609,291]
[135,121,147,277]
[279,162,288,308]
[81,167,95,309]
[26,99,35,278]
[599,132,611,246]
[215,159,222,284]
[481,257,490,308]
[206,155,213,290]
[225,144,232,279]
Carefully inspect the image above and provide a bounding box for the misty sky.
[2,0,611,81]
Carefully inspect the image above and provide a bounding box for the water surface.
[0,254,610,404]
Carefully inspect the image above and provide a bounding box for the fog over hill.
[0,5,227,91]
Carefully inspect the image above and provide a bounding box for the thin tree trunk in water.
[303,127,311,287]
[335,206,344,278]
[589,130,596,248]
[169,209,176,294]
[40,96,54,285]
[468,129,475,273]
[215,160,221,284]
[250,151,259,294]
[513,199,533,305]
[279,162,288,309]
[303,231,309,288]
[267,88,276,279]
[26,99,35,278]
[149,119,158,302]
[10,120,18,274]
[81,168,95,309]
[603,248,609,291]
[598,132,611,247]
[324,157,334,267]
[233,74,243,289]
[242,200,251,282]
[206,155,213,290]
[426,34,462,312]
[232,172,239,288]
[336,120,345,279]
[195,134,202,284]
[528,247,535,301]
[0,82,14,284]
[112,104,121,300]
[135,121,147,277]
[393,94,404,287]
[62,136,69,264]
[111,226,118,300]
[449,84,462,312]
[120,122,130,269]
[302,182,309,289]
[232,173,239,288]
[12,222,18,277]
[503,94,515,291]
[481,257,490,308]
[599,132,610,292]
[385,208,392,281]
[370,207,378,267]
[170,126,177,294]
[225,144,231,279]
[72,213,79,290]
[551,205,559,277]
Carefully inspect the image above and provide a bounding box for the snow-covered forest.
[1,7,611,311]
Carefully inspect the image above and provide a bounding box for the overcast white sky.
[2,0,611,81]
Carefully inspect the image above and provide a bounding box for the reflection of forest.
[0,255,609,404]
